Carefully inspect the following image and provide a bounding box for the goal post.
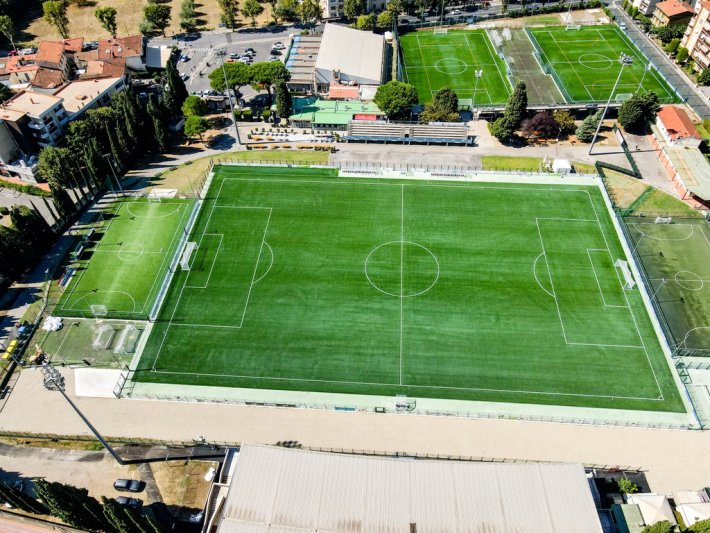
[180,241,197,271]
[433,27,448,35]
[565,24,582,30]
[655,216,672,224]
[614,259,637,290]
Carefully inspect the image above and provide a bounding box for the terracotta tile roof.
[97,35,143,60]
[0,55,37,75]
[75,50,99,62]
[62,37,84,54]
[36,40,65,64]
[32,67,64,89]
[328,85,360,99]
[80,59,126,79]
[655,0,694,17]
[657,105,701,140]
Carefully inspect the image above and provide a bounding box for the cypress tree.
[162,60,189,116]
[106,123,125,170]
[148,95,170,152]
[48,181,76,219]
[503,81,528,129]
[10,205,51,249]
[275,81,292,119]
[34,480,108,532]
[0,483,47,514]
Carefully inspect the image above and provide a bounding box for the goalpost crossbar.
[615,259,636,290]
[180,241,197,271]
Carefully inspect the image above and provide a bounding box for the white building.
[314,24,386,92]
[0,91,68,148]
[52,76,126,121]
[206,444,603,532]
[320,0,390,20]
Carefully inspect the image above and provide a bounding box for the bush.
[665,38,680,54]
[262,109,271,122]
[242,108,253,121]
[699,69,710,86]
[676,47,689,64]
[618,92,659,132]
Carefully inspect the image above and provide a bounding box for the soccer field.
[528,26,679,103]
[55,198,193,320]
[399,30,512,105]
[134,166,684,413]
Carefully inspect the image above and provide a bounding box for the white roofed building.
[206,444,603,533]
[314,24,386,93]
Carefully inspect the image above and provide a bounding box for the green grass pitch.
[55,198,193,320]
[528,26,679,103]
[134,165,684,413]
[399,30,512,105]
[626,218,710,353]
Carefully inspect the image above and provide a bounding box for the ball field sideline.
[54,198,193,321]
[132,165,685,414]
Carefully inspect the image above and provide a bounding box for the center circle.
[365,241,439,298]
[578,53,614,71]
[675,270,704,291]
[434,58,467,75]
[118,242,144,262]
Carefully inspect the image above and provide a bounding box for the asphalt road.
[150,28,296,98]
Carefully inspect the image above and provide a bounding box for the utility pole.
[589,53,633,155]
[216,48,241,145]
[101,153,123,193]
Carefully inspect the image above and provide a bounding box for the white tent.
[678,503,710,527]
[553,159,573,175]
[627,494,677,526]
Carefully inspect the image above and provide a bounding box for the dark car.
[116,496,143,510]
[114,479,143,492]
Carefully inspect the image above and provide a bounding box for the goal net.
[93,324,115,350]
[114,324,140,354]
[615,259,636,290]
[90,304,108,318]
[180,241,197,271]
[565,24,582,30]
[655,216,672,224]
[433,28,448,35]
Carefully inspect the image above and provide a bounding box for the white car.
[272,42,285,50]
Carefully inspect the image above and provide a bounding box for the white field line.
[239,208,273,328]
[400,185,404,386]
[184,233,224,289]
[416,34,435,103]
[535,218,568,344]
[587,248,629,309]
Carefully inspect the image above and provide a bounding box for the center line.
[400,184,404,386]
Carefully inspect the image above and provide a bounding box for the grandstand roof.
[290,97,383,126]
[315,24,384,84]
[216,444,602,533]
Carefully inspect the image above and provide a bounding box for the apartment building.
[652,0,694,27]
[681,0,710,70]
[319,0,390,19]
[0,92,68,149]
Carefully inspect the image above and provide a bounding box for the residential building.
[204,444,604,532]
[35,40,72,82]
[75,35,145,79]
[656,105,703,147]
[651,0,694,27]
[320,0,389,20]
[634,0,662,17]
[0,54,39,88]
[52,77,125,121]
[0,91,68,148]
[0,119,39,182]
[681,0,710,70]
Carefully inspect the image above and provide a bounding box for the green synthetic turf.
[528,26,679,103]
[626,218,710,353]
[55,198,193,320]
[399,30,512,105]
[135,166,684,412]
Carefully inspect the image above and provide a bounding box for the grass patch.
[635,188,703,217]
[0,436,104,451]
[481,155,543,172]
[150,460,216,508]
[135,165,684,413]
[604,172,649,209]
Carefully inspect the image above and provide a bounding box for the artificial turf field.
[399,30,512,105]
[528,25,679,103]
[134,165,684,413]
[55,198,193,320]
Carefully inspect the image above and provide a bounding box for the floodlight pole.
[41,363,126,465]
[637,63,652,94]
[102,153,123,193]
[589,53,633,155]
[473,70,483,118]
[217,48,241,145]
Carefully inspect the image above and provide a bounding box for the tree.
[0,226,34,280]
[501,0,508,14]
[182,95,207,116]
[95,6,117,37]
[218,0,240,28]
[11,205,51,250]
[162,60,189,115]
[553,109,575,134]
[387,0,405,15]
[143,4,171,36]
[688,518,710,533]
[147,95,170,152]
[0,483,46,514]
[275,81,292,118]
[377,10,394,29]
[617,478,639,495]
[0,14,16,52]
[374,80,418,119]
[575,109,602,142]
[344,0,367,20]
[38,146,73,184]
[641,522,675,533]
[43,1,69,39]
[699,68,710,85]
[209,61,251,95]
[490,116,514,141]
[618,92,659,132]
[420,87,459,123]
[35,480,108,532]
[184,115,209,142]
[355,12,376,30]
[503,81,527,128]
[242,0,264,26]
[275,0,299,21]
[665,37,679,54]
[297,0,322,25]
[521,110,558,139]
[180,0,198,32]
[249,61,290,101]
[676,46,689,64]
[432,87,458,115]
[0,83,11,103]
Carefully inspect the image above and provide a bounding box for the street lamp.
[41,363,126,465]
[473,70,483,117]
[589,53,633,155]
[216,48,241,146]
[637,63,653,93]
[101,153,123,193]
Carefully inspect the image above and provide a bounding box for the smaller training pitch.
[399,30,512,105]
[528,25,679,103]
[56,198,193,320]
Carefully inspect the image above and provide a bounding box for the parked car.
[245,47,255,53]
[116,497,143,510]
[114,479,143,492]
[239,57,252,64]
[181,73,189,80]
[180,55,189,62]
[272,42,285,50]
[230,53,240,59]
[270,48,282,55]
